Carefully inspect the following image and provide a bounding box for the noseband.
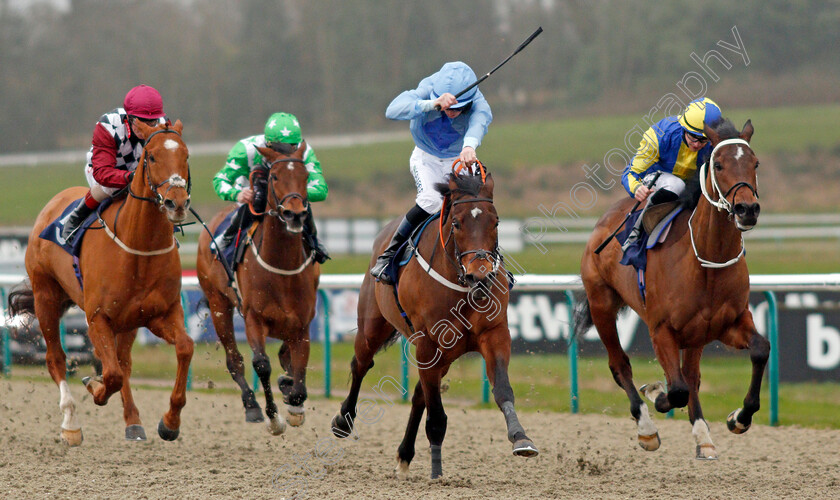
[129,128,191,208]
[263,157,309,222]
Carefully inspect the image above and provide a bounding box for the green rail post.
[481,361,490,404]
[181,290,192,391]
[59,319,67,352]
[764,291,779,426]
[400,336,409,401]
[1,288,10,377]
[318,289,331,399]
[564,290,579,414]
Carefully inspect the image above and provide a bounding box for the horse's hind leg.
[208,292,263,423]
[146,308,194,441]
[720,311,770,435]
[280,333,310,427]
[31,274,82,446]
[395,381,425,480]
[682,347,717,459]
[115,329,146,441]
[587,286,660,451]
[331,286,394,439]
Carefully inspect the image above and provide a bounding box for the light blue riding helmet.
[429,61,478,110]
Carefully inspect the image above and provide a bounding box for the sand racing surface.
[1,379,838,499]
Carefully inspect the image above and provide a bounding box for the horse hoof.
[395,459,410,481]
[639,381,665,403]
[727,409,750,434]
[286,406,305,427]
[157,419,180,441]
[512,439,539,457]
[267,415,287,435]
[60,428,83,446]
[638,432,661,451]
[245,407,265,423]
[695,444,718,460]
[125,424,147,441]
[277,374,293,392]
[331,414,353,439]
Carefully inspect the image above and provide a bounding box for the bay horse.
[576,118,769,459]
[196,143,319,435]
[7,120,193,445]
[331,164,538,479]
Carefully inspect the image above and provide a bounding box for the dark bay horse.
[7,120,193,445]
[577,118,769,459]
[196,143,319,435]
[331,164,538,479]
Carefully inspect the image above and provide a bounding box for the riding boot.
[302,206,330,264]
[251,166,269,214]
[370,204,430,285]
[61,197,97,245]
[214,205,254,254]
[621,188,679,252]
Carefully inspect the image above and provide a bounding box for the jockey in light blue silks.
[620,98,722,250]
[370,61,493,284]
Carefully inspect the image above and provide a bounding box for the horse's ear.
[133,120,154,138]
[255,146,275,159]
[480,172,494,198]
[171,119,183,135]
[740,119,754,142]
[703,122,720,145]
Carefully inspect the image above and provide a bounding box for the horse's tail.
[573,292,594,339]
[7,279,35,317]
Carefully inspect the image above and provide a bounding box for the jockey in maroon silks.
[61,85,168,243]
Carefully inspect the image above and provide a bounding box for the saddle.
[40,197,114,257]
[642,201,681,236]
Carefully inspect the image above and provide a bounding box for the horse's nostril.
[753,203,761,217]
[164,199,176,210]
[184,199,191,210]
[734,203,747,217]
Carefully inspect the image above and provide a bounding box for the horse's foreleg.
[281,335,310,427]
[246,314,285,435]
[83,316,124,406]
[395,381,425,480]
[682,347,716,459]
[649,325,690,411]
[116,329,146,441]
[721,312,770,434]
[32,277,82,445]
[589,296,659,451]
[146,310,194,441]
[479,337,539,459]
[209,294,262,422]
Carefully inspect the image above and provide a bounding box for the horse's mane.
[434,172,486,198]
[679,118,738,209]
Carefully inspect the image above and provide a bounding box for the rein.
[689,137,756,268]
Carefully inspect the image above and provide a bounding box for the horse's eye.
[714,162,722,171]
[148,154,155,163]
[754,161,759,170]
[452,219,461,229]
[495,219,500,228]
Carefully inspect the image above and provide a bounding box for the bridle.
[436,160,502,286]
[254,157,310,225]
[689,137,758,268]
[128,128,191,208]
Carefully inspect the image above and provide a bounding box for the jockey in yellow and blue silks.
[620,98,721,250]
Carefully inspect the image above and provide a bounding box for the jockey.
[212,112,329,263]
[619,97,721,250]
[370,61,493,284]
[61,84,168,244]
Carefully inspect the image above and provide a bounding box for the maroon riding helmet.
[123,84,165,120]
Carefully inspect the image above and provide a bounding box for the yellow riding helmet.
[678,98,722,137]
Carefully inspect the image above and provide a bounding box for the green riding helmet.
[264,112,302,145]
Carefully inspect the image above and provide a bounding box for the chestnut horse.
[576,118,769,459]
[331,164,538,479]
[196,143,319,435]
[7,120,193,445]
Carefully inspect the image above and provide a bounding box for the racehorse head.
[255,143,309,233]
[702,119,759,230]
[132,120,191,223]
[437,165,500,295]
